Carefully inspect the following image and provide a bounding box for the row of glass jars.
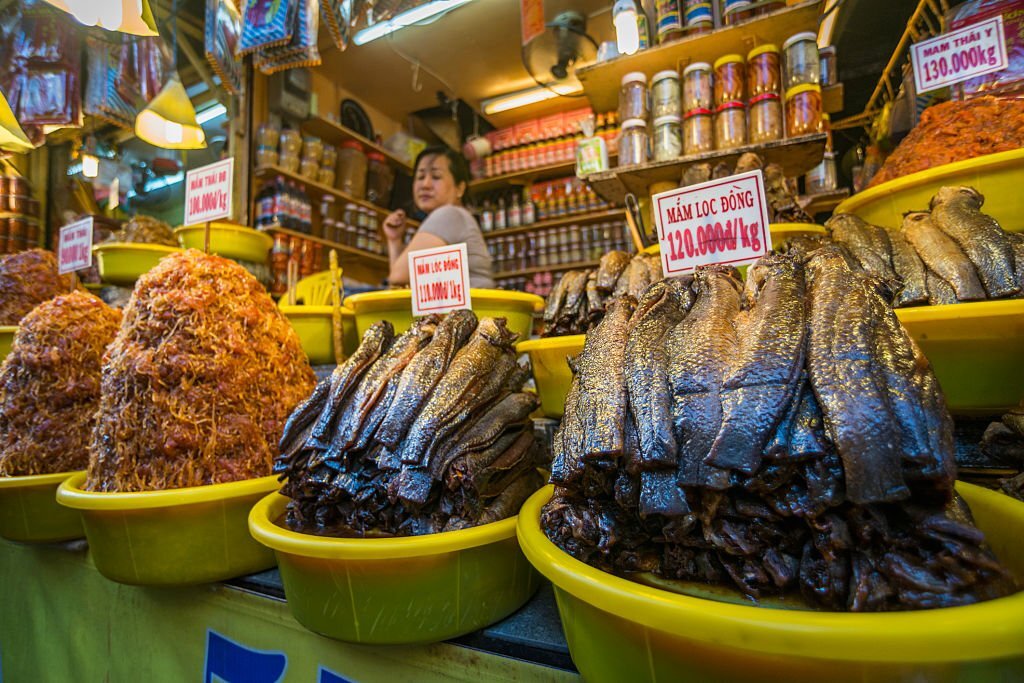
[619,87,824,164]
[620,32,823,124]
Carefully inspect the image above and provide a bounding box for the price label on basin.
[911,16,1008,94]
[408,243,472,316]
[58,217,93,274]
[184,157,234,225]
[652,169,771,277]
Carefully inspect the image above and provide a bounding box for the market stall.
[1,0,1024,680]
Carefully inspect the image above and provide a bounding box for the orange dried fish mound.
[0,249,74,325]
[85,249,315,492]
[0,291,122,476]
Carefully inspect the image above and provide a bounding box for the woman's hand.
[382,209,407,242]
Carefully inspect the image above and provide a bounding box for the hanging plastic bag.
[205,0,244,95]
[255,0,320,75]
[237,0,296,56]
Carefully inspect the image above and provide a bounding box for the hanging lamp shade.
[135,75,207,150]
[0,89,33,154]
[42,0,159,36]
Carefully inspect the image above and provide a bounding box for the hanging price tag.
[184,157,234,225]
[652,169,771,277]
[911,16,1008,94]
[57,217,94,274]
[408,243,472,316]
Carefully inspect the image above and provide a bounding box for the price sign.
[911,16,1008,94]
[184,157,234,225]
[57,217,93,274]
[652,169,771,277]
[520,0,546,46]
[408,243,472,316]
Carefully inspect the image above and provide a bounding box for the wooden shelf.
[495,259,601,279]
[254,164,402,222]
[799,187,850,216]
[470,154,620,195]
[578,0,823,112]
[301,116,413,173]
[262,224,389,267]
[586,133,827,204]
[483,208,624,239]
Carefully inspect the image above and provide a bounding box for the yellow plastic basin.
[279,305,358,365]
[0,325,14,363]
[518,484,1024,683]
[835,149,1024,231]
[248,492,541,645]
[896,299,1024,415]
[174,222,273,263]
[91,242,182,287]
[0,471,84,543]
[56,472,278,585]
[344,289,543,343]
[516,335,584,418]
[769,222,826,239]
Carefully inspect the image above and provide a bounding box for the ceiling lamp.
[135,75,207,149]
[0,89,33,154]
[81,137,100,178]
[481,83,584,115]
[42,0,158,36]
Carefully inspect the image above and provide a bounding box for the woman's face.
[413,155,465,213]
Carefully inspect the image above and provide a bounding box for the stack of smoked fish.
[276,311,546,537]
[542,251,661,336]
[807,187,1023,307]
[542,250,1016,611]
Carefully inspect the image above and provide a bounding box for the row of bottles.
[481,113,621,178]
[488,221,632,274]
[479,188,535,232]
[477,177,614,232]
[254,176,313,233]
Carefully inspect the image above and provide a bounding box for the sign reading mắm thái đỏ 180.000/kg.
[184,157,234,226]
[652,169,772,278]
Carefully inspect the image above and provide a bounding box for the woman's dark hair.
[413,146,470,188]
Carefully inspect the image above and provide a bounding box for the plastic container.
[721,0,754,25]
[321,144,338,169]
[279,154,300,173]
[279,129,302,156]
[713,54,745,106]
[618,118,648,166]
[257,123,280,148]
[683,0,713,33]
[714,102,747,150]
[174,222,274,263]
[516,335,585,417]
[300,157,319,180]
[337,141,368,200]
[748,93,783,143]
[819,45,837,87]
[91,243,183,286]
[56,472,279,585]
[785,84,822,137]
[833,148,1024,232]
[518,483,1024,683]
[619,72,648,123]
[747,44,781,96]
[344,289,543,343]
[805,152,838,194]
[255,146,279,168]
[248,491,541,644]
[0,471,84,543]
[682,62,713,111]
[683,108,714,154]
[0,326,13,363]
[279,304,358,364]
[768,222,826,240]
[651,70,681,118]
[895,299,1024,415]
[655,0,684,42]
[366,152,395,207]
[317,168,336,187]
[301,136,323,164]
[652,115,683,161]
[783,31,821,88]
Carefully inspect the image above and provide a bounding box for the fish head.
[930,186,984,210]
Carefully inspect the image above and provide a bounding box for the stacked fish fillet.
[275,311,546,537]
[542,249,1016,611]
[542,251,661,337]
[818,187,1023,307]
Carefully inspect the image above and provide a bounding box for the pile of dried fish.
[542,251,660,336]
[787,186,1022,307]
[275,311,546,537]
[681,153,813,224]
[0,249,75,325]
[542,250,1016,611]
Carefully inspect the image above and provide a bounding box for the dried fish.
[825,214,896,281]
[596,251,631,292]
[903,211,986,301]
[883,225,929,307]
[930,186,1019,298]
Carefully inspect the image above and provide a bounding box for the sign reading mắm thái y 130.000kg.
[652,169,772,277]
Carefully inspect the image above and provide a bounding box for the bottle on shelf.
[480,200,494,232]
[495,195,507,230]
[522,187,536,225]
[508,192,521,228]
